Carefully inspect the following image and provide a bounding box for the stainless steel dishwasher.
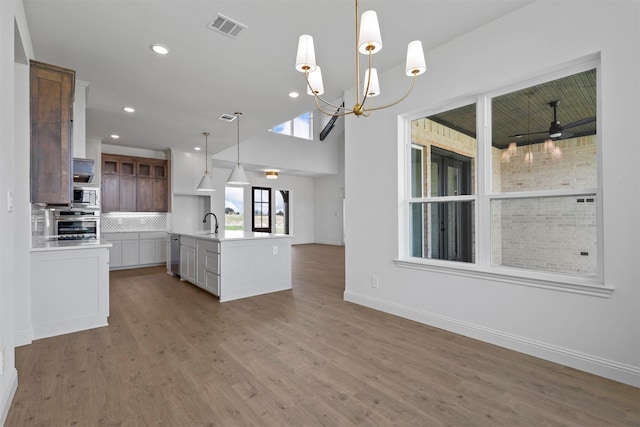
[170,234,180,276]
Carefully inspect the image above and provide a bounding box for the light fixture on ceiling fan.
[196,132,215,191]
[295,0,427,118]
[226,112,250,185]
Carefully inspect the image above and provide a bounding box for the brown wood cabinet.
[101,154,169,212]
[30,60,76,204]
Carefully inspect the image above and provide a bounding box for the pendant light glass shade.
[196,132,215,191]
[226,112,250,185]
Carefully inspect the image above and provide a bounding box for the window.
[270,111,313,140]
[275,190,290,234]
[225,186,244,231]
[404,61,601,288]
[409,103,477,263]
[252,186,271,232]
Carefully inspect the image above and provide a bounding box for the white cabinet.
[103,232,167,270]
[139,231,167,265]
[173,233,292,302]
[122,239,140,267]
[196,239,220,295]
[103,232,139,268]
[31,246,110,340]
[180,236,196,283]
[171,149,208,195]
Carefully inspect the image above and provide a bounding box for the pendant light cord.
[235,112,242,166]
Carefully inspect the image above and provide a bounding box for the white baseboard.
[14,328,32,347]
[344,290,640,388]
[0,368,18,426]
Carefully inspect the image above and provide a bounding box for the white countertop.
[171,230,292,242]
[31,238,113,252]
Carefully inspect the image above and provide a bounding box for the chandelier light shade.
[295,0,426,117]
[306,66,325,95]
[358,10,382,54]
[226,112,250,185]
[196,132,215,192]
[405,41,427,76]
[363,68,380,97]
[295,35,317,73]
[265,170,278,180]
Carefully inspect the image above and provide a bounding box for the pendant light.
[196,132,215,191]
[226,112,250,185]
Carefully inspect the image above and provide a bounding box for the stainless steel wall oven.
[49,209,100,241]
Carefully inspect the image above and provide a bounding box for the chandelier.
[295,0,426,117]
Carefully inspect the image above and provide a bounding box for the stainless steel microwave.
[72,186,100,209]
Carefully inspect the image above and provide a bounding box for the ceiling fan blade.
[508,130,548,138]
[562,116,596,130]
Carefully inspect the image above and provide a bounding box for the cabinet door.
[119,176,137,211]
[204,270,220,296]
[155,238,167,264]
[171,151,195,194]
[180,245,196,283]
[108,241,123,268]
[30,61,75,204]
[121,239,140,267]
[136,178,153,212]
[139,239,156,265]
[152,178,168,212]
[102,174,119,212]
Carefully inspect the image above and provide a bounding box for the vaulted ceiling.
[22,0,533,162]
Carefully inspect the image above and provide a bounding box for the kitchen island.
[170,230,292,302]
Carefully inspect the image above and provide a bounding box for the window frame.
[251,186,272,233]
[397,55,610,297]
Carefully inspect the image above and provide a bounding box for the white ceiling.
[22,0,532,159]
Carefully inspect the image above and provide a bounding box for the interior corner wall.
[343,1,640,386]
[1,0,34,423]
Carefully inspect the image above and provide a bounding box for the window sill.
[394,258,613,298]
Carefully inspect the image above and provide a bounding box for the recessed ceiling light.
[151,44,169,55]
[110,134,120,139]
[194,147,201,151]
[123,106,135,113]
[289,92,299,98]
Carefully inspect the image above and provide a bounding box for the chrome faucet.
[202,212,219,234]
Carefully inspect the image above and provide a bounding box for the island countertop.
[170,230,292,241]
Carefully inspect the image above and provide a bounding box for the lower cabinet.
[103,232,167,270]
[196,239,220,296]
[180,236,196,283]
[31,246,110,340]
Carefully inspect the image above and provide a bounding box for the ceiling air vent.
[207,13,247,39]
[218,113,237,123]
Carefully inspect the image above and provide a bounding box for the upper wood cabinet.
[101,153,169,212]
[30,60,76,204]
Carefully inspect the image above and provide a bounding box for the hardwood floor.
[7,244,639,426]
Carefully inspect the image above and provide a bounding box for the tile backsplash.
[101,213,167,232]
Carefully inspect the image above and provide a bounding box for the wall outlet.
[371,275,379,289]
[273,245,278,255]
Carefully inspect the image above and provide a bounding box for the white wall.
[344,1,639,386]
[1,0,34,422]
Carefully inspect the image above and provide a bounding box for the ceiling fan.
[509,100,596,140]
